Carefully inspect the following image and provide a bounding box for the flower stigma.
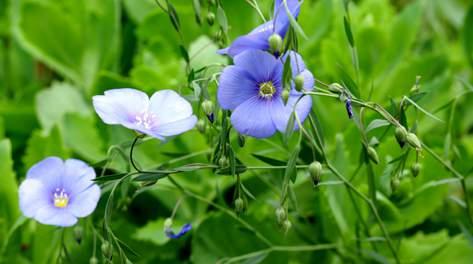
[135,111,157,130]
[259,81,276,99]
[53,188,69,208]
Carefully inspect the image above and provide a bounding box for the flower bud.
[308,161,322,186]
[390,177,400,191]
[395,126,407,147]
[294,74,305,92]
[238,133,245,147]
[89,257,99,264]
[206,12,215,26]
[196,119,206,133]
[282,89,290,103]
[367,146,379,164]
[282,219,292,233]
[164,218,173,229]
[328,83,343,93]
[101,241,113,259]
[392,177,413,201]
[406,132,422,150]
[268,33,282,54]
[411,163,421,177]
[73,225,83,244]
[275,207,287,224]
[218,156,229,168]
[201,100,214,123]
[234,197,244,213]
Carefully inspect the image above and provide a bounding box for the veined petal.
[271,94,312,132]
[149,90,193,125]
[93,88,149,127]
[299,69,315,91]
[34,206,77,227]
[26,157,63,190]
[218,66,257,110]
[234,50,283,83]
[222,32,270,58]
[152,115,197,137]
[283,50,307,75]
[231,97,277,138]
[19,179,50,218]
[63,159,97,196]
[68,185,101,218]
[273,0,302,36]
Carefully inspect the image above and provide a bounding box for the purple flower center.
[135,111,157,130]
[53,188,70,208]
[259,81,276,99]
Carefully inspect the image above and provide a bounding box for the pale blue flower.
[93,89,197,139]
[19,157,101,227]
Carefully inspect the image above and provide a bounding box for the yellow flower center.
[259,81,276,99]
[53,189,69,208]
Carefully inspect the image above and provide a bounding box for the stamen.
[258,81,276,99]
[53,189,69,208]
[135,111,157,130]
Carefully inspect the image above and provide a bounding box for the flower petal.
[299,69,315,91]
[149,90,193,125]
[68,185,101,218]
[93,88,149,128]
[273,0,302,36]
[234,50,283,83]
[34,206,77,227]
[218,66,257,110]
[152,115,197,137]
[283,50,306,75]
[218,22,272,57]
[271,94,312,132]
[62,159,97,195]
[26,157,63,189]
[231,97,277,138]
[19,179,50,218]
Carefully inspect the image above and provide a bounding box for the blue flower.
[218,0,301,57]
[165,223,192,239]
[18,157,101,227]
[93,89,197,140]
[345,97,353,119]
[217,49,313,138]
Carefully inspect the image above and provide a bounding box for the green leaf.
[188,36,227,74]
[35,82,91,133]
[343,16,354,47]
[0,139,19,231]
[463,7,473,66]
[133,218,170,245]
[216,6,228,33]
[22,127,69,169]
[366,119,390,133]
[282,0,307,39]
[251,153,286,166]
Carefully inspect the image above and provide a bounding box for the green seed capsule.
[395,126,407,147]
[308,161,322,186]
[196,119,206,133]
[391,177,400,191]
[101,241,113,259]
[235,197,244,212]
[206,12,215,25]
[411,163,421,177]
[282,219,292,233]
[164,218,173,229]
[367,146,380,164]
[282,89,290,103]
[406,132,422,150]
[328,83,343,93]
[294,74,305,92]
[218,156,229,168]
[201,100,214,116]
[268,34,282,54]
[275,207,287,224]
[89,257,99,264]
[73,226,83,244]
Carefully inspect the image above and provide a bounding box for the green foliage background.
[1,0,473,263]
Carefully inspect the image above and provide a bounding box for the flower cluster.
[217,0,314,138]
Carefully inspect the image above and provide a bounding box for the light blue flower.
[217,49,313,138]
[218,0,302,57]
[93,89,197,139]
[19,157,101,227]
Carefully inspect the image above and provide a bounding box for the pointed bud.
[328,83,343,94]
[308,161,322,186]
[218,156,229,168]
[164,218,173,229]
[206,12,215,25]
[367,147,379,164]
[406,132,422,150]
[411,163,421,177]
[202,100,214,123]
[275,207,287,224]
[282,219,292,233]
[268,33,282,54]
[390,177,400,191]
[282,89,290,103]
[101,241,113,259]
[73,226,83,244]
[395,126,407,147]
[294,74,305,92]
[238,133,245,147]
[196,119,206,133]
[235,197,244,213]
[89,257,99,264]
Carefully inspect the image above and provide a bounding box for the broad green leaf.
[188,36,227,74]
[366,119,390,133]
[133,218,170,246]
[22,127,69,169]
[35,82,91,133]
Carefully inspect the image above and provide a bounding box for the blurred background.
[1,0,473,263]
